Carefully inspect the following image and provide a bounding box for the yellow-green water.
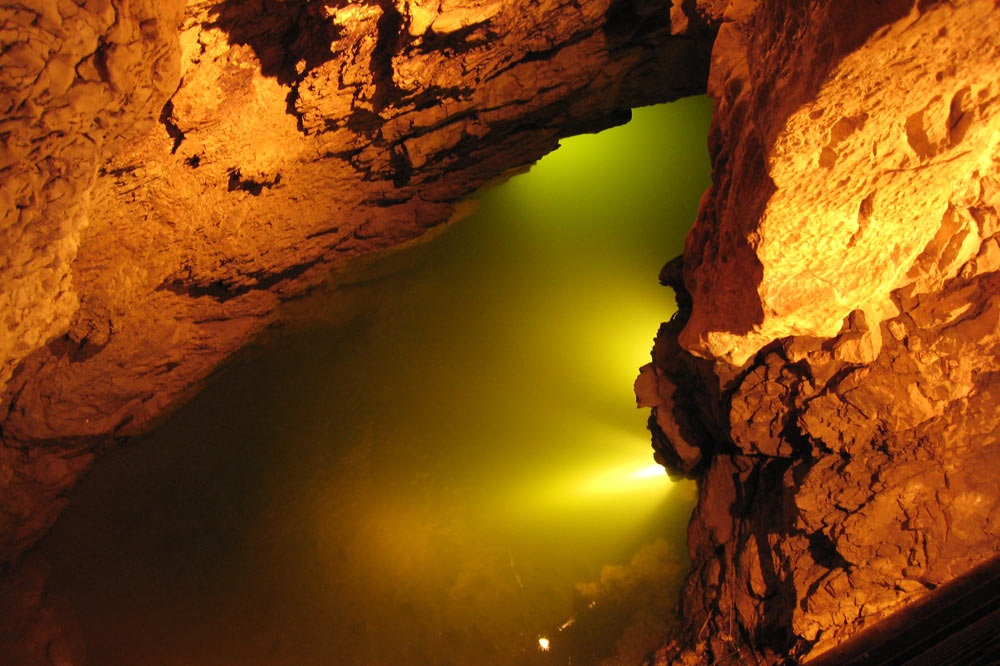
[34,97,712,666]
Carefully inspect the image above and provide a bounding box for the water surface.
[36,97,712,666]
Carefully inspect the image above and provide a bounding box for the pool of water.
[33,97,712,666]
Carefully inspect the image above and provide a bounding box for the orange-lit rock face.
[682,0,1000,366]
[644,1,1000,664]
[0,0,719,566]
[0,0,185,398]
[0,0,186,561]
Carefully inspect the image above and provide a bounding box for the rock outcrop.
[639,0,1000,662]
[0,0,720,569]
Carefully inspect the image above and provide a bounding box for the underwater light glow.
[576,456,673,496]
[631,464,668,479]
[30,98,712,666]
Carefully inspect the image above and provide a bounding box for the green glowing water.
[34,97,712,666]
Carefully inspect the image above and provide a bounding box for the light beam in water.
[631,464,667,479]
[575,456,673,496]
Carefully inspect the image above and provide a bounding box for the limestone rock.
[0,0,186,400]
[645,1,1000,663]
[680,0,1000,367]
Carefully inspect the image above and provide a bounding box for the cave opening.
[27,97,712,666]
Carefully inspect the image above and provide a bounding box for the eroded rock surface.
[640,0,1000,663]
[0,0,187,570]
[0,0,720,570]
[4,0,999,663]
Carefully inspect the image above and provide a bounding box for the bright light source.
[631,464,666,479]
[537,637,550,651]
[573,451,673,496]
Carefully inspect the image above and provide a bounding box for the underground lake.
[28,96,713,666]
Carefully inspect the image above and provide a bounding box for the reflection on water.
[34,97,712,666]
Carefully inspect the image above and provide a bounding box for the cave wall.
[0,0,188,572]
[638,0,1000,663]
[0,0,720,569]
[3,0,1000,664]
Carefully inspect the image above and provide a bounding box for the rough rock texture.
[5,0,1000,663]
[0,0,187,575]
[682,0,1000,366]
[0,0,186,394]
[0,0,721,570]
[638,0,1000,663]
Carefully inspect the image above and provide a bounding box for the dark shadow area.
[416,20,494,55]
[227,168,281,195]
[156,255,321,303]
[733,457,800,655]
[209,0,343,85]
[159,99,185,153]
[370,0,405,111]
[603,0,672,46]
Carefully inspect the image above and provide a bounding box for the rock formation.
[2,0,1000,663]
[0,0,718,568]
[637,0,1000,662]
